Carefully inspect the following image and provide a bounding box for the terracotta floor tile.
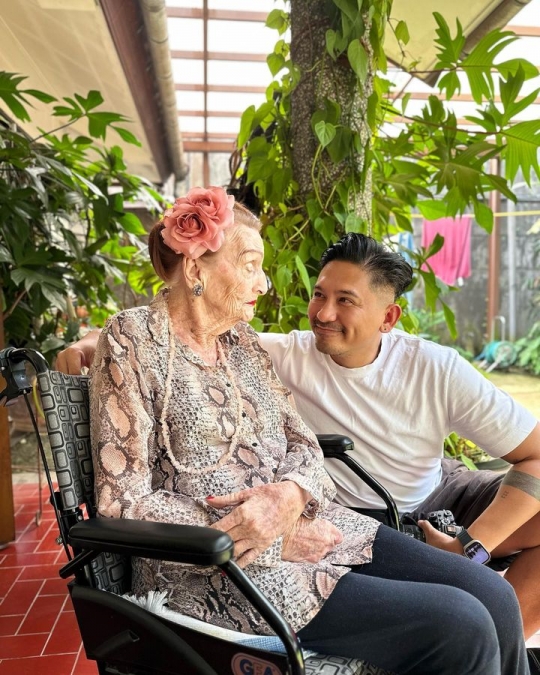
[0,615,23,637]
[1,551,58,568]
[15,524,48,545]
[18,565,60,581]
[43,611,82,655]
[0,580,42,615]
[14,513,35,533]
[36,534,62,555]
[72,647,98,675]
[0,633,48,659]
[0,653,77,675]
[0,542,38,558]
[18,594,65,636]
[39,578,69,596]
[0,569,20,598]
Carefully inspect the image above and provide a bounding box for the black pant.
[297,525,529,675]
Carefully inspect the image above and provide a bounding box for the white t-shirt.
[259,329,538,512]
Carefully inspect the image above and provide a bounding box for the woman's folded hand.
[207,481,310,568]
[282,517,343,563]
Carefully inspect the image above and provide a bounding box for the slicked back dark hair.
[320,233,413,300]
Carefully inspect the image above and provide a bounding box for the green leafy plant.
[0,72,162,359]
[515,321,540,375]
[443,432,491,470]
[230,3,540,336]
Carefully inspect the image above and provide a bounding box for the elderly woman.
[89,187,528,675]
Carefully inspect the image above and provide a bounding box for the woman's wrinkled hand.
[282,517,343,563]
[208,481,310,568]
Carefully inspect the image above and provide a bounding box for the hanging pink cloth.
[421,216,472,285]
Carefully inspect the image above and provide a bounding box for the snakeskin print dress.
[90,289,380,635]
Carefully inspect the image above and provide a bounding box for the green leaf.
[395,20,410,45]
[326,29,338,59]
[265,9,288,34]
[418,200,448,220]
[250,316,264,332]
[461,29,517,103]
[433,12,465,64]
[425,233,445,259]
[497,58,539,81]
[0,244,13,263]
[112,126,141,146]
[333,0,359,22]
[24,89,57,104]
[441,301,457,339]
[502,119,540,183]
[274,266,292,294]
[473,201,494,233]
[238,105,256,148]
[75,90,104,111]
[347,39,369,83]
[327,127,353,163]
[295,255,312,294]
[314,120,336,148]
[267,52,285,77]
[314,216,336,244]
[418,270,440,312]
[344,213,363,233]
[311,99,341,129]
[0,93,30,121]
[41,287,67,311]
[119,212,146,235]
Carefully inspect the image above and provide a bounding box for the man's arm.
[421,423,540,556]
[468,422,540,555]
[55,329,101,374]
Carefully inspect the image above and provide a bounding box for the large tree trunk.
[290,0,374,225]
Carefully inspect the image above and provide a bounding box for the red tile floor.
[0,482,97,675]
[1,481,539,674]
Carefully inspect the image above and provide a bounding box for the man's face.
[307,260,397,368]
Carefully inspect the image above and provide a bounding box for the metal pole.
[487,159,501,340]
[506,197,517,341]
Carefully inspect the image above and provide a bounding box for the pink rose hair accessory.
[161,186,235,259]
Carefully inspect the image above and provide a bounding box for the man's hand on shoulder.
[55,329,101,375]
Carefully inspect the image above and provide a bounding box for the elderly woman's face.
[202,225,267,325]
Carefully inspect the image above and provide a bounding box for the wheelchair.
[1,346,398,675]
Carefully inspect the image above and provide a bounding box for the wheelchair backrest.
[36,369,131,595]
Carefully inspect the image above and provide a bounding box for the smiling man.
[259,233,540,646]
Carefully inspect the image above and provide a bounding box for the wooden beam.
[182,132,238,140]
[505,25,540,37]
[100,0,174,183]
[171,50,267,62]
[394,92,539,104]
[184,140,236,152]
[178,110,243,118]
[175,83,267,94]
[167,8,269,22]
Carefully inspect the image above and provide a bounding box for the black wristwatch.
[456,527,491,564]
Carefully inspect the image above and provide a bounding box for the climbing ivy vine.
[230,1,540,338]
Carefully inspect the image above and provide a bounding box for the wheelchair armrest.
[68,518,234,566]
[317,434,354,455]
[317,434,401,530]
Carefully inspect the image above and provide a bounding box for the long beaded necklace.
[160,305,246,475]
